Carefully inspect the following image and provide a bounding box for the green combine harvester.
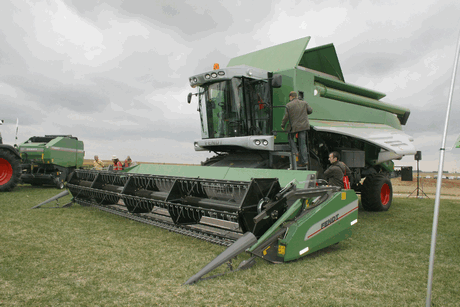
[39,36,415,284]
[19,135,84,189]
[188,36,416,211]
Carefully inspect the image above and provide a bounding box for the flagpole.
[426,28,460,306]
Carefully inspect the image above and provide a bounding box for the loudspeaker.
[415,151,422,161]
[401,166,413,181]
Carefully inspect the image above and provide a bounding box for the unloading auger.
[37,164,359,284]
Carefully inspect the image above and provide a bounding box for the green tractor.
[19,135,84,189]
[187,36,416,212]
[0,119,22,192]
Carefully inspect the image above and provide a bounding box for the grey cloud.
[63,0,274,41]
[341,2,460,78]
[4,75,111,113]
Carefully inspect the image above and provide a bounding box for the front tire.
[0,149,22,192]
[361,173,392,211]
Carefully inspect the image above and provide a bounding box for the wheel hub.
[381,183,391,206]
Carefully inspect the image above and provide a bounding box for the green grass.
[1,185,459,306]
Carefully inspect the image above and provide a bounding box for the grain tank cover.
[228,37,312,72]
[298,43,344,81]
[227,36,345,82]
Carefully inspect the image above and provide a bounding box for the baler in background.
[19,135,84,189]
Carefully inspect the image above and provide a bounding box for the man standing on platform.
[281,91,313,167]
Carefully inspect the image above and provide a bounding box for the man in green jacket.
[281,91,313,167]
[324,151,351,188]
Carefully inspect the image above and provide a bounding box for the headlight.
[218,71,225,76]
[262,140,268,146]
[254,140,261,146]
[211,72,217,78]
[205,74,211,79]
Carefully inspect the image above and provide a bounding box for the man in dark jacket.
[281,91,313,167]
[324,151,351,188]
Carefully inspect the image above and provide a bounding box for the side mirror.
[187,93,193,104]
[271,74,282,88]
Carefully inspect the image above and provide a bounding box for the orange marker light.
[213,63,220,70]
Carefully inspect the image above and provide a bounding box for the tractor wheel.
[0,149,22,192]
[55,179,65,189]
[361,174,392,211]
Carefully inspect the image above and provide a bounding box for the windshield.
[198,77,271,139]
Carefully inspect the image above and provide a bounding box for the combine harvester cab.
[19,135,84,189]
[188,36,416,211]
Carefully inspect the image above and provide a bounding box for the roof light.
[211,72,217,78]
[254,140,261,146]
[218,71,225,76]
[262,140,268,146]
[205,74,211,79]
[213,63,220,70]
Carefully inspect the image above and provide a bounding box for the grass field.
[1,185,459,306]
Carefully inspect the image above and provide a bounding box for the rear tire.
[361,173,392,211]
[0,149,22,192]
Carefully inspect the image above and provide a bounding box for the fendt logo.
[321,214,339,229]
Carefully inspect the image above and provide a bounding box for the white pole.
[426,28,460,306]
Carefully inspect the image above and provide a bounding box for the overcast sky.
[1,0,460,172]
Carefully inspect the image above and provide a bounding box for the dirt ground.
[392,175,460,199]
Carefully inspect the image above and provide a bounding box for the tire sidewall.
[361,174,393,211]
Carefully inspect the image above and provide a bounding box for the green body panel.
[299,44,345,82]
[19,136,84,168]
[248,189,358,262]
[280,190,358,261]
[128,164,316,188]
[228,37,311,72]
[314,83,409,124]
